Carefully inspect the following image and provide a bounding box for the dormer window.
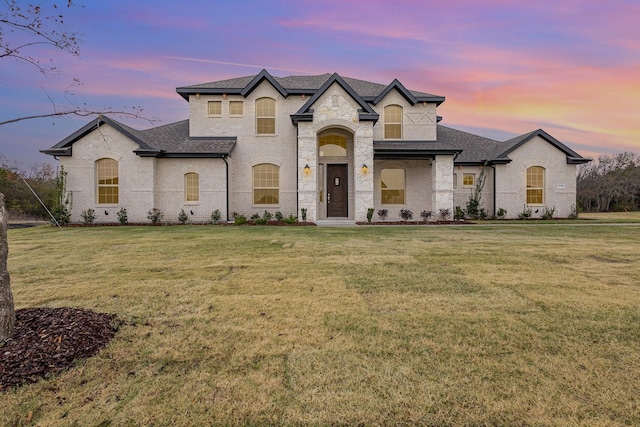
[256,97,275,134]
[384,105,402,139]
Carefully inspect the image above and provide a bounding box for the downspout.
[490,164,496,217]
[296,126,299,217]
[223,156,230,222]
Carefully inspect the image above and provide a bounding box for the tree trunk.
[0,193,15,341]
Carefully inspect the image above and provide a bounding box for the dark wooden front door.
[327,164,348,217]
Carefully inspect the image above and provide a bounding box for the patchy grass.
[3,224,640,426]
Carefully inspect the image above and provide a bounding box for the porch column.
[354,133,373,222]
[298,122,317,221]
[431,155,454,220]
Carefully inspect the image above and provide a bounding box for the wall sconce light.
[361,163,368,174]
[303,164,311,175]
[104,210,109,215]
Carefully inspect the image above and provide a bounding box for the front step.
[315,219,357,227]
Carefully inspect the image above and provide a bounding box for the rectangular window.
[97,158,118,204]
[185,173,199,202]
[229,101,243,115]
[253,164,279,204]
[256,98,276,134]
[526,166,545,204]
[384,105,403,139]
[463,173,475,186]
[381,168,405,204]
[208,101,221,116]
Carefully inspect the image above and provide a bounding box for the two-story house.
[42,69,590,223]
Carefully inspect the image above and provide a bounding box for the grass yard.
[3,223,640,426]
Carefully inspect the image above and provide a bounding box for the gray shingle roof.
[176,70,443,102]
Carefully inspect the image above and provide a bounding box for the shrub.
[420,210,432,222]
[496,207,507,219]
[263,211,273,222]
[517,206,533,220]
[439,208,450,221]
[300,208,307,222]
[454,206,464,221]
[367,208,374,223]
[377,209,388,221]
[51,166,71,226]
[399,209,413,221]
[117,208,128,225]
[178,209,189,224]
[478,208,488,220]
[541,206,556,220]
[283,214,298,224]
[210,209,221,224]
[80,208,96,225]
[147,208,164,224]
[568,203,579,220]
[275,211,284,221]
[234,214,247,225]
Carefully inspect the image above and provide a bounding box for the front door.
[327,164,348,217]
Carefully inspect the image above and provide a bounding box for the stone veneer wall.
[431,155,455,218]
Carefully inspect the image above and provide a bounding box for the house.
[42,69,591,223]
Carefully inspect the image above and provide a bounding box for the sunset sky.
[1,0,639,168]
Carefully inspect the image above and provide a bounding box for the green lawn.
[3,223,640,426]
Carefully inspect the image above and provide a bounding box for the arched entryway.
[316,128,354,219]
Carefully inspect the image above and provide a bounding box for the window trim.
[384,104,403,140]
[207,100,222,116]
[184,172,200,204]
[229,100,243,116]
[96,158,119,205]
[526,166,545,205]
[252,163,280,205]
[380,168,406,205]
[255,97,276,135]
[463,173,475,187]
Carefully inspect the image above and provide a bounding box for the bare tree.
[0,194,14,341]
[0,0,151,126]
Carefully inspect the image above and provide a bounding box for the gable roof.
[291,73,379,125]
[176,69,445,105]
[41,116,236,158]
[495,129,591,164]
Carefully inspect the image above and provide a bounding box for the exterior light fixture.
[303,164,311,175]
[361,163,368,174]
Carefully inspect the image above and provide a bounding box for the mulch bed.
[0,307,121,391]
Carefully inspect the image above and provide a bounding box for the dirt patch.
[0,307,120,391]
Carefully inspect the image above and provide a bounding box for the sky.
[1,0,639,169]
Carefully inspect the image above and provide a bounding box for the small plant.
[80,208,96,225]
[300,208,307,222]
[210,209,221,224]
[496,207,507,219]
[263,211,273,222]
[178,209,189,224]
[377,209,388,221]
[454,206,464,221]
[367,208,374,223]
[117,207,128,225]
[478,208,488,220]
[420,210,432,222]
[568,203,579,220]
[234,214,247,225]
[541,206,556,220]
[399,209,413,221]
[51,165,71,226]
[251,212,269,225]
[147,208,164,224]
[275,211,284,222]
[439,208,450,221]
[517,205,533,220]
[283,214,298,224]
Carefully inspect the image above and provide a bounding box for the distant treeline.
[0,156,57,220]
[577,152,640,212]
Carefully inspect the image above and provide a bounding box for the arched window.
[319,134,347,157]
[253,163,279,204]
[96,158,118,204]
[384,105,402,139]
[256,97,275,134]
[381,168,405,204]
[185,172,199,202]
[526,166,545,204]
